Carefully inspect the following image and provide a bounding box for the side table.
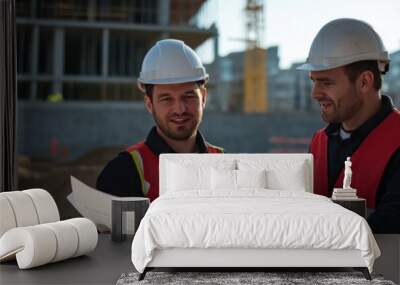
[111,197,150,241]
[331,197,366,218]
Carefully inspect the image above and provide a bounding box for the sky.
[197,0,400,69]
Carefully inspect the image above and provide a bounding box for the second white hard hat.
[297,18,390,73]
[137,39,208,92]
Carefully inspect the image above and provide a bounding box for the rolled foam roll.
[0,195,17,237]
[42,220,79,262]
[1,192,39,227]
[0,226,57,269]
[65,218,98,257]
[23,188,60,223]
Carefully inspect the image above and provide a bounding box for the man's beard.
[321,102,360,124]
[321,86,360,124]
[153,112,200,141]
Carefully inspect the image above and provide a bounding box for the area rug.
[116,271,396,285]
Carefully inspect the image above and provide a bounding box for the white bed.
[131,154,380,280]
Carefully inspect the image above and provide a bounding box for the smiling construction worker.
[298,18,400,233]
[97,39,223,202]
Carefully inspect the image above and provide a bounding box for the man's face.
[144,82,207,141]
[309,67,362,124]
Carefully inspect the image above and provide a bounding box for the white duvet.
[131,190,380,273]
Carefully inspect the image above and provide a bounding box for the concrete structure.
[16,0,218,101]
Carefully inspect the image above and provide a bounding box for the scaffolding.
[15,0,217,101]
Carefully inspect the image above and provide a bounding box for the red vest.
[126,142,224,202]
[310,110,400,208]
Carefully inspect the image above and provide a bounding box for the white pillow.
[211,168,237,190]
[266,164,306,191]
[211,169,267,190]
[238,159,307,191]
[236,169,267,188]
[167,162,211,191]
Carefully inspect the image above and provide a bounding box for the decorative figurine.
[343,157,353,189]
[332,157,357,199]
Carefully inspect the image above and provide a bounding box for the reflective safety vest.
[126,142,224,202]
[310,110,400,208]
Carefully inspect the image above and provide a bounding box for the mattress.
[131,190,380,273]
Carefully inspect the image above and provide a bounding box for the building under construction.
[16,0,218,101]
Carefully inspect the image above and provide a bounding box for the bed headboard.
[159,153,313,196]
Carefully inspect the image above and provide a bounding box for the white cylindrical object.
[65,218,98,257]
[42,221,79,262]
[0,226,57,269]
[0,219,97,269]
[0,195,17,237]
[23,189,60,223]
[1,192,39,227]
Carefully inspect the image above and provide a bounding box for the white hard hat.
[137,39,208,92]
[297,18,390,73]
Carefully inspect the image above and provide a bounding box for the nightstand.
[111,198,150,242]
[331,198,366,218]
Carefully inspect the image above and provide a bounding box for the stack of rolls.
[0,189,98,269]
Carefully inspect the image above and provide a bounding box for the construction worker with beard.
[298,18,400,233]
[97,39,223,202]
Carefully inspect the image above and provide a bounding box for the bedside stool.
[111,197,150,242]
[331,198,366,218]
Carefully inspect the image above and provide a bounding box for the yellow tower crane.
[243,0,268,113]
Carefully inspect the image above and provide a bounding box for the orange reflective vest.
[126,142,224,202]
[310,110,400,208]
